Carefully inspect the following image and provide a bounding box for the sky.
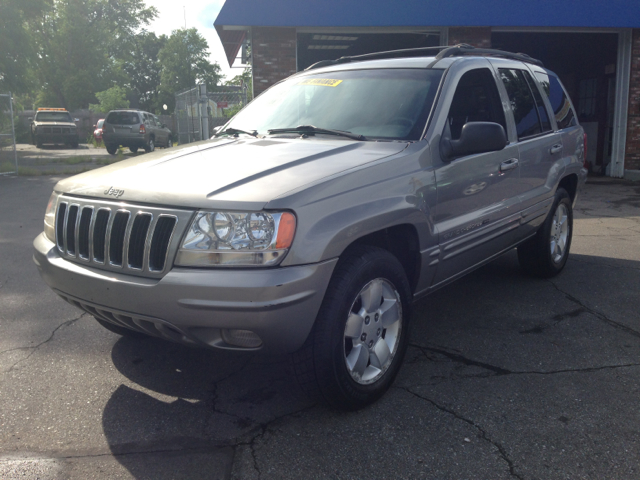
[146,0,239,81]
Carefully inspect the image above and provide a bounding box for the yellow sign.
[297,78,343,87]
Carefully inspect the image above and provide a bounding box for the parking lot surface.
[1,175,639,479]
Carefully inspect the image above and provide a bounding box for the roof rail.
[304,43,544,71]
[304,45,452,71]
[432,44,544,67]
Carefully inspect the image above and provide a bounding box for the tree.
[122,32,167,113]
[89,86,130,113]
[0,0,44,94]
[225,67,253,102]
[26,0,157,110]
[158,28,223,112]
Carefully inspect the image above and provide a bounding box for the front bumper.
[36,133,78,144]
[34,233,337,353]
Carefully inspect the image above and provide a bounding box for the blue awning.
[215,0,640,29]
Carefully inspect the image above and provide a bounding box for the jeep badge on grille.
[104,187,124,198]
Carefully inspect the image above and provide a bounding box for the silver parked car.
[102,109,172,155]
[34,45,587,409]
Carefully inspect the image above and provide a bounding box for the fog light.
[221,329,262,348]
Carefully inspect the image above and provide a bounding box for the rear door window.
[499,68,545,140]
[533,71,577,130]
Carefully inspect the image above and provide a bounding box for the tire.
[106,144,118,155]
[36,138,43,148]
[145,138,155,153]
[293,245,411,410]
[518,187,573,278]
[129,146,138,153]
[71,141,79,149]
[94,317,146,339]
[166,135,172,148]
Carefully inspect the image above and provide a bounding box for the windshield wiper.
[267,125,366,141]
[216,127,258,138]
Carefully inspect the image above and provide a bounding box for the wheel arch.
[558,173,578,205]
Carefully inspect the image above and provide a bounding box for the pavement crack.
[400,387,524,479]
[547,280,640,339]
[410,344,512,375]
[3,313,86,374]
[409,344,640,378]
[232,405,315,480]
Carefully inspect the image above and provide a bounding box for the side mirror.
[28,117,33,122]
[74,118,80,122]
[441,122,507,160]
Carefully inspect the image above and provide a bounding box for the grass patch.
[0,161,16,173]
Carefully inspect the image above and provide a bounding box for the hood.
[55,137,408,210]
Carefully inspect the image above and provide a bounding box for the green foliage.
[27,0,157,110]
[123,32,167,113]
[0,0,43,94]
[89,86,130,113]
[225,67,253,102]
[2,2,224,116]
[158,28,223,112]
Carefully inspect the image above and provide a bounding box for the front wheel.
[518,187,573,278]
[106,144,118,155]
[129,146,138,153]
[145,138,155,153]
[293,245,411,410]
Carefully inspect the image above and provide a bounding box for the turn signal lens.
[44,192,60,242]
[276,212,296,249]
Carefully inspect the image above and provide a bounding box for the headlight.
[44,192,60,242]
[175,211,296,267]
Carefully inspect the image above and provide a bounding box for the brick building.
[214,0,640,178]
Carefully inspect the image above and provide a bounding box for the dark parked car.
[34,45,587,410]
[102,109,172,155]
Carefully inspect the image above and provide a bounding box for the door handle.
[500,158,519,172]
[550,144,563,154]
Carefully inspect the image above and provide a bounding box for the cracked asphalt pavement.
[1,175,639,479]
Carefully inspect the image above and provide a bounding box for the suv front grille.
[55,196,193,277]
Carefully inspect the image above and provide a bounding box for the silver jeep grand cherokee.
[33,45,587,409]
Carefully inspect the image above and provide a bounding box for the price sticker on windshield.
[297,78,343,87]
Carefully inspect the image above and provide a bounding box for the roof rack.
[304,44,544,71]
[431,44,544,67]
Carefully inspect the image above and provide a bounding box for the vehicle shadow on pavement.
[101,336,313,478]
[98,250,640,479]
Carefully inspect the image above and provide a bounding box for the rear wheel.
[106,144,118,155]
[36,138,43,148]
[293,245,411,410]
[518,187,573,278]
[94,317,146,339]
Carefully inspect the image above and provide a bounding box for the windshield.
[35,112,72,122]
[227,68,444,140]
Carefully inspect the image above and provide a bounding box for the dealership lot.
[0,175,639,479]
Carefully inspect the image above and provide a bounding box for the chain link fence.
[0,93,18,175]
[175,84,248,144]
